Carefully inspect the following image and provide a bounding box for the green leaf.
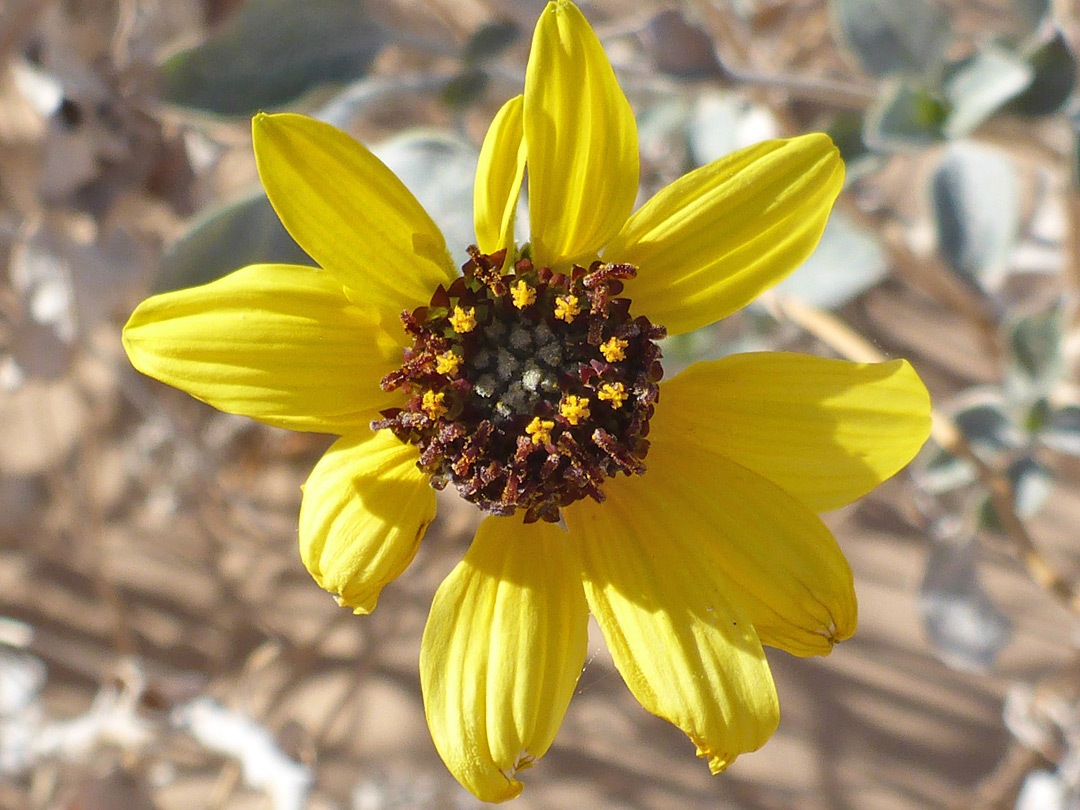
[643,9,725,79]
[864,82,948,150]
[1007,297,1066,388]
[462,20,521,64]
[829,0,952,78]
[952,396,1022,459]
[687,93,777,167]
[1013,0,1051,38]
[977,456,1053,532]
[773,211,889,309]
[159,0,387,116]
[942,44,1034,138]
[373,130,479,266]
[1043,404,1080,456]
[1009,455,1054,519]
[912,444,976,494]
[930,143,1020,293]
[919,540,1012,673]
[157,190,314,292]
[1009,29,1077,116]
[827,110,869,164]
[440,69,489,109]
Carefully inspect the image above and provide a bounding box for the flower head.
[122,0,931,802]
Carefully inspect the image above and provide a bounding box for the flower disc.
[374,248,665,523]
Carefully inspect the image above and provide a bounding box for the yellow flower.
[596,381,628,409]
[121,0,931,802]
[559,394,591,425]
[448,305,476,333]
[599,336,628,362]
[434,351,461,376]
[553,293,581,322]
[525,416,555,445]
[510,279,536,309]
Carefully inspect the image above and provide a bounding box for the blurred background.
[2,0,1079,807]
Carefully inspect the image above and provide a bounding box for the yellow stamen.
[449,305,476,333]
[559,394,591,425]
[422,390,448,419]
[554,295,581,322]
[597,382,628,409]
[525,416,555,446]
[511,280,536,309]
[435,351,461,375]
[600,337,628,362]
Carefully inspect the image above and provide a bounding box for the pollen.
[597,382,628,408]
[600,337,629,362]
[525,416,555,446]
[422,390,448,418]
[435,351,461,375]
[511,280,536,309]
[559,394,591,425]
[449,305,477,333]
[554,295,581,322]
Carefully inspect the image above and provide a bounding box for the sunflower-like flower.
[123,0,930,801]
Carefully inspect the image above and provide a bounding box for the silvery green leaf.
[373,131,479,266]
[440,69,489,109]
[1015,770,1066,810]
[1009,29,1077,116]
[863,82,947,151]
[1012,0,1052,40]
[919,540,1012,673]
[1007,297,1066,388]
[462,20,521,64]
[912,444,976,494]
[1043,404,1080,456]
[826,110,885,181]
[930,143,1020,293]
[952,396,1023,459]
[942,45,1034,138]
[1009,455,1054,519]
[687,93,778,167]
[829,0,951,78]
[159,0,387,116]
[643,9,725,80]
[0,649,46,715]
[978,455,1054,530]
[772,212,889,309]
[157,191,314,292]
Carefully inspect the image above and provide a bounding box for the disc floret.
[373,247,665,523]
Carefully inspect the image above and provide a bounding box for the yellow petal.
[525,0,638,268]
[475,95,526,262]
[123,264,403,432]
[598,434,855,656]
[657,352,932,512]
[299,429,434,613]
[420,517,588,802]
[564,489,780,773]
[607,134,843,335]
[252,113,457,319]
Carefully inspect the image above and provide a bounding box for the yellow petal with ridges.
[589,434,856,657]
[253,113,457,319]
[658,353,931,512]
[420,517,588,802]
[299,429,434,613]
[564,489,780,772]
[525,0,638,268]
[475,95,526,262]
[122,264,402,432]
[607,134,843,335]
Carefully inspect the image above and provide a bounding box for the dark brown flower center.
[373,247,665,523]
